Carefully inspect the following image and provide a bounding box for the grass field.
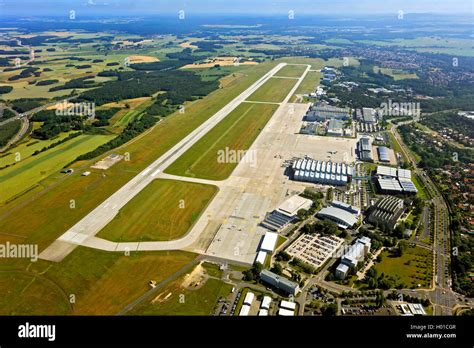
[165,102,278,180]
[0,133,114,203]
[246,77,297,103]
[0,61,278,252]
[97,179,218,242]
[374,245,432,289]
[290,70,322,102]
[130,262,232,315]
[0,247,196,315]
[274,64,307,78]
[374,66,418,80]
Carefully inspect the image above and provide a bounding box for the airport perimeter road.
[39,63,288,262]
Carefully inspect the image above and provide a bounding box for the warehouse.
[367,196,405,231]
[292,158,352,186]
[357,136,373,162]
[377,146,391,162]
[260,269,300,295]
[255,250,267,265]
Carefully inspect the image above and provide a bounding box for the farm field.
[246,77,297,103]
[165,102,278,180]
[0,133,114,203]
[97,179,218,242]
[0,247,196,315]
[374,66,418,80]
[374,245,433,289]
[130,262,233,315]
[0,61,278,252]
[274,64,307,78]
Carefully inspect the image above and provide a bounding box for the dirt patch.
[126,55,159,64]
[179,41,198,50]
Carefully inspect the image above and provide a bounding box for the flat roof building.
[260,232,278,252]
[261,296,272,310]
[280,300,297,311]
[262,195,313,231]
[260,269,300,296]
[244,292,255,306]
[255,251,267,265]
[305,105,351,122]
[327,119,344,137]
[239,304,251,316]
[335,263,350,280]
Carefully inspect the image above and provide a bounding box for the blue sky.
[0,0,472,16]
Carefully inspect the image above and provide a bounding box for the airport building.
[262,195,313,231]
[357,136,373,162]
[367,196,405,231]
[260,269,300,296]
[259,232,279,252]
[316,200,360,229]
[305,104,351,122]
[357,107,379,124]
[292,158,352,186]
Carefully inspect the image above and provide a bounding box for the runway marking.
[141,168,151,176]
[151,168,161,177]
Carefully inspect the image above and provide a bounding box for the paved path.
[39,63,288,262]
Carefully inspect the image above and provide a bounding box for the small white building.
[278,308,295,316]
[280,300,296,311]
[239,304,251,316]
[260,232,278,252]
[261,296,272,310]
[243,292,255,306]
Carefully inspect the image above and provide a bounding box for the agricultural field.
[0,247,196,315]
[374,245,433,289]
[130,262,233,315]
[0,133,114,203]
[274,64,307,78]
[165,102,278,180]
[97,179,218,242]
[246,77,297,103]
[0,61,278,252]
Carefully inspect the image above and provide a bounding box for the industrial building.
[335,236,371,279]
[261,296,272,310]
[377,146,391,162]
[357,136,373,162]
[375,165,418,194]
[357,107,379,124]
[255,250,267,265]
[292,158,352,186]
[327,119,344,136]
[261,195,313,231]
[260,269,300,296]
[367,196,405,231]
[316,200,360,229]
[305,104,351,122]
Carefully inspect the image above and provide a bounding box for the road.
[39,62,289,262]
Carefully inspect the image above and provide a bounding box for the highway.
[39,62,288,262]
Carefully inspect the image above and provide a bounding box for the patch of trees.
[0,119,21,147]
[7,67,41,81]
[242,262,263,281]
[301,219,340,236]
[49,76,96,92]
[0,86,13,94]
[91,108,121,127]
[36,79,59,86]
[75,64,92,69]
[78,69,218,106]
[46,48,56,52]
[32,111,85,140]
[1,108,16,119]
[106,62,120,66]
[71,114,158,164]
[11,98,47,113]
